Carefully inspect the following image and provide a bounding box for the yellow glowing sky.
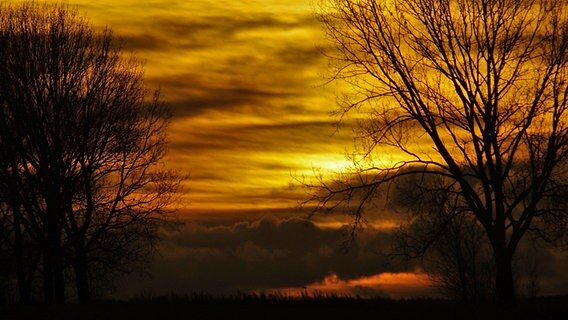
[14,0,359,214]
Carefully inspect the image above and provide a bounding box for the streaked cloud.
[70,0,350,211]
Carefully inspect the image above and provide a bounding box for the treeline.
[0,3,179,304]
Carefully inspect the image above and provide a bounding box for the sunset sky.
[94,0,365,214]
[7,0,568,298]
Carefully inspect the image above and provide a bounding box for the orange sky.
[43,0,355,213]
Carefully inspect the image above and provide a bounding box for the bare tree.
[64,96,179,303]
[311,0,568,306]
[0,3,179,304]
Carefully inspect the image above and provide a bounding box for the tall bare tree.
[311,0,568,306]
[0,3,179,304]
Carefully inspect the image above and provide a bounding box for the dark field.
[1,295,567,320]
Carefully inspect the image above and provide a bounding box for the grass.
[0,293,566,320]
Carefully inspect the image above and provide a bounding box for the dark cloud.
[114,216,408,298]
[159,14,316,35]
[119,14,320,52]
[119,33,171,52]
[149,46,325,118]
[126,13,327,119]
[275,46,326,66]
[162,87,292,117]
[112,211,568,299]
[168,120,352,154]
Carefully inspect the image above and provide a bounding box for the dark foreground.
[1,295,567,320]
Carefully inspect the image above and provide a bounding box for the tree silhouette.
[311,0,568,306]
[0,3,179,304]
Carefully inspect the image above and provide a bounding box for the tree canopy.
[311,0,568,306]
[0,3,179,304]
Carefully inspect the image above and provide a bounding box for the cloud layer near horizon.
[115,216,424,298]
[115,215,568,299]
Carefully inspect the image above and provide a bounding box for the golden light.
[272,271,435,299]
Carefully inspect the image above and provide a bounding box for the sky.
[75,0,353,212]
[6,0,568,299]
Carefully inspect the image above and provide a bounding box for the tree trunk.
[43,238,65,305]
[48,218,65,305]
[46,198,65,305]
[74,250,90,304]
[494,247,515,307]
[11,204,30,304]
[52,247,65,305]
[42,253,53,305]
